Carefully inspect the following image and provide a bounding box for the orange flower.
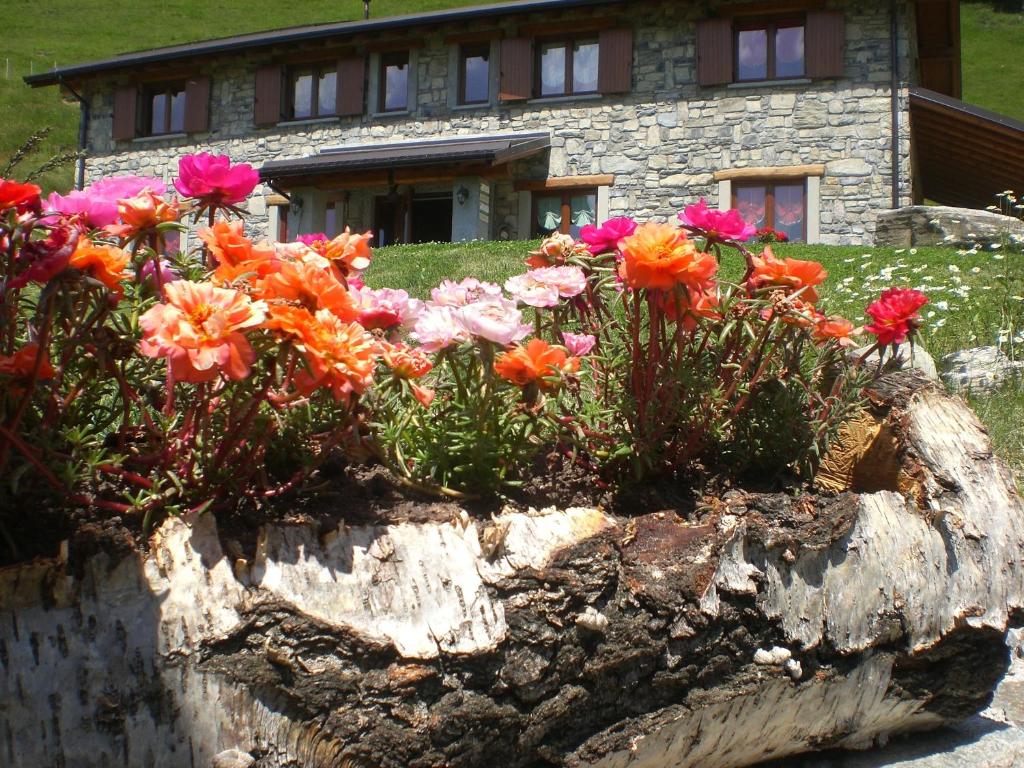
[288,310,378,402]
[381,342,435,407]
[747,247,827,304]
[139,280,267,383]
[813,315,862,347]
[200,220,279,285]
[659,286,721,331]
[0,344,55,394]
[323,228,373,278]
[618,222,718,292]
[257,258,358,321]
[494,338,579,392]
[68,240,130,295]
[107,190,179,238]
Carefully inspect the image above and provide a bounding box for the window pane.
[568,192,597,238]
[462,49,489,103]
[736,186,767,229]
[539,42,566,96]
[150,93,166,135]
[319,70,337,115]
[572,40,599,93]
[775,26,805,78]
[325,202,337,238]
[737,29,768,81]
[169,90,186,133]
[384,58,408,111]
[535,195,563,234]
[292,72,313,119]
[773,183,805,241]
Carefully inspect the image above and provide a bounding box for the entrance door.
[374,195,407,247]
[409,194,453,244]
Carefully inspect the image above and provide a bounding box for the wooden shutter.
[598,28,633,94]
[336,56,365,117]
[696,18,733,87]
[805,10,845,78]
[112,85,138,141]
[254,65,282,126]
[915,0,961,97]
[499,38,532,101]
[183,75,211,133]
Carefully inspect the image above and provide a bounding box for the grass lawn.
[365,238,1024,477]
[961,2,1024,121]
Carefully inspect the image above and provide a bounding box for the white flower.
[936,300,949,310]
[909,248,918,255]
[948,264,960,273]
[971,267,981,273]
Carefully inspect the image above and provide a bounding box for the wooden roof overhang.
[259,133,551,190]
[909,86,1024,208]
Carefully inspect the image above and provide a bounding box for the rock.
[853,341,939,381]
[875,205,1024,249]
[940,346,1024,392]
[754,646,793,666]
[213,750,256,768]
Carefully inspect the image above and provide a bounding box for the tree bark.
[1,373,1023,768]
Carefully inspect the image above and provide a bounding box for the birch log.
[1,374,1023,768]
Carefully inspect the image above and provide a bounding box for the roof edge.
[25,0,625,88]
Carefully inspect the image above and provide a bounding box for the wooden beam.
[443,29,505,44]
[265,194,289,206]
[513,174,614,191]
[365,39,425,53]
[718,0,824,16]
[516,17,623,37]
[272,163,512,191]
[713,164,825,181]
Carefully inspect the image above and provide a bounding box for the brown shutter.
[336,56,365,117]
[805,10,845,78]
[254,65,282,126]
[499,37,532,101]
[696,18,733,86]
[598,27,633,94]
[112,85,138,141]
[183,75,211,133]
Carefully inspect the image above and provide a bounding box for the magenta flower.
[173,152,259,207]
[579,217,638,255]
[46,176,166,229]
[562,332,596,356]
[679,199,756,243]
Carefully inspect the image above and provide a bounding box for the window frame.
[284,62,337,121]
[531,188,598,237]
[731,179,808,242]
[733,16,806,82]
[457,43,491,106]
[142,83,186,137]
[534,36,600,98]
[378,50,410,113]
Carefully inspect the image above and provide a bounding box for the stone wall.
[80,0,915,245]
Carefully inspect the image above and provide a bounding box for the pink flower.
[349,286,423,330]
[679,199,756,242]
[411,306,472,352]
[430,278,502,307]
[530,266,586,298]
[579,217,637,255]
[457,297,531,346]
[504,274,560,307]
[46,176,166,229]
[173,152,259,207]
[138,258,180,287]
[864,288,929,346]
[297,232,328,247]
[562,332,596,356]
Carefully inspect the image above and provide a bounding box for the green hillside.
[2,0,1022,193]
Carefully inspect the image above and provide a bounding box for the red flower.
[864,288,929,345]
[9,224,79,289]
[0,179,42,215]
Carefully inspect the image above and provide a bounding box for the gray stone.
[875,205,1024,248]
[852,341,939,381]
[940,346,1024,393]
[828,158,873,176]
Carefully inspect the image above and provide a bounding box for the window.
[733,181,806,241]
[735,18,805,81]
[533,189,597,238]
[536,38,599,98]
[145,84,186,136]
[380,51,409,112]
[286,63,337,120]
[458,44,490,105]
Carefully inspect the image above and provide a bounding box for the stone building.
[26,0,963,245]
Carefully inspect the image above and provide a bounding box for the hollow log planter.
[2,373,1023,768]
